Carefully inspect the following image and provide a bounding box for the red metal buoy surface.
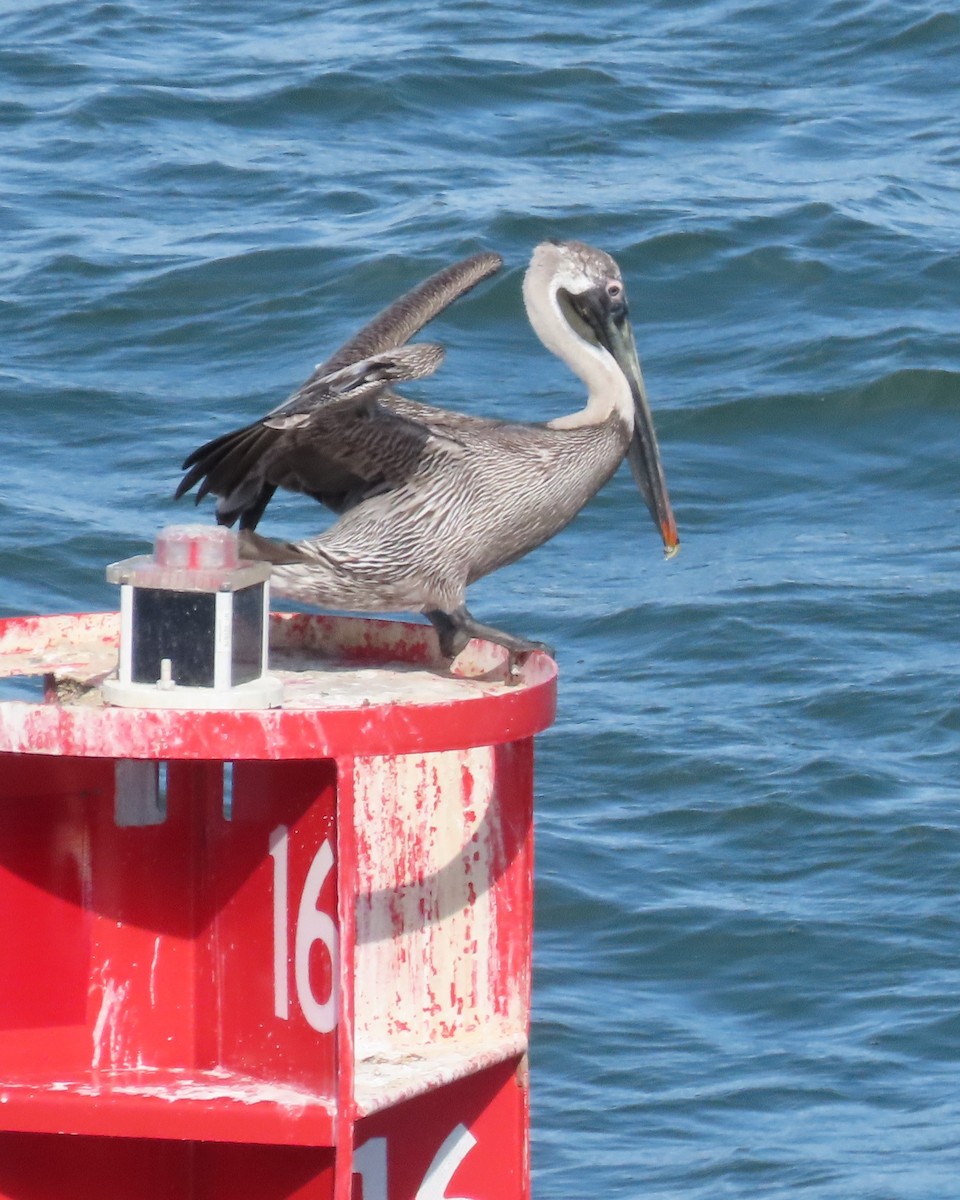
[0,611,556,1200]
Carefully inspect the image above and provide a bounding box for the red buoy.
[0,607,556,1199]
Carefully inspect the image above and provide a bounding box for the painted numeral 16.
[355,1125,478,1200]
[268,824,339,1033]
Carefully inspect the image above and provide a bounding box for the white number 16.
[268,824,339,1033]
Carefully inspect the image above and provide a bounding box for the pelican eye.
[603,279,629,323]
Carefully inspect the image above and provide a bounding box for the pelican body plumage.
[175,240,680,658]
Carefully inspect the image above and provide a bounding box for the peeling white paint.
[149,937,161,1009]
[353,746,526,1068]
[27,1069,329,1115]
[72,1077,316,1112]
[91,973,130,1070]
[353,1035,527,1117]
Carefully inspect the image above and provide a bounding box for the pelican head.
[524,239,680,557]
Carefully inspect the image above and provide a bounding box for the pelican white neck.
[522,245,636,432]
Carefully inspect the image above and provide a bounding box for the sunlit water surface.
[3,3,960,1195]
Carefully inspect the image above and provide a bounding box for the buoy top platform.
[0,523,555,758]
[0,607,557,760]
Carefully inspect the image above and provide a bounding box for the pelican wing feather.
[263,343,445,430]
[176,253,501,529]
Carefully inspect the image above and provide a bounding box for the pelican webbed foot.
[426,606,555,663]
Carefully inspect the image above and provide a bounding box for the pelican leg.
[426,607,555,661]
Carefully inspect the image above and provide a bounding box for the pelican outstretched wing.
[312,251,501,376]
[176,252,502,529]
[263,343,446,429]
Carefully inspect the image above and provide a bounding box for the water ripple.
[3,1,960,1196]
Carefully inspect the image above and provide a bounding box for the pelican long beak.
[593,301,680,558]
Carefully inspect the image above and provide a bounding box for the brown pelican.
[176,241,680,658]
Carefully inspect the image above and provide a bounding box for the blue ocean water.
[3,2,960,1195]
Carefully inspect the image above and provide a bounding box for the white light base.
[102,674,284,710]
